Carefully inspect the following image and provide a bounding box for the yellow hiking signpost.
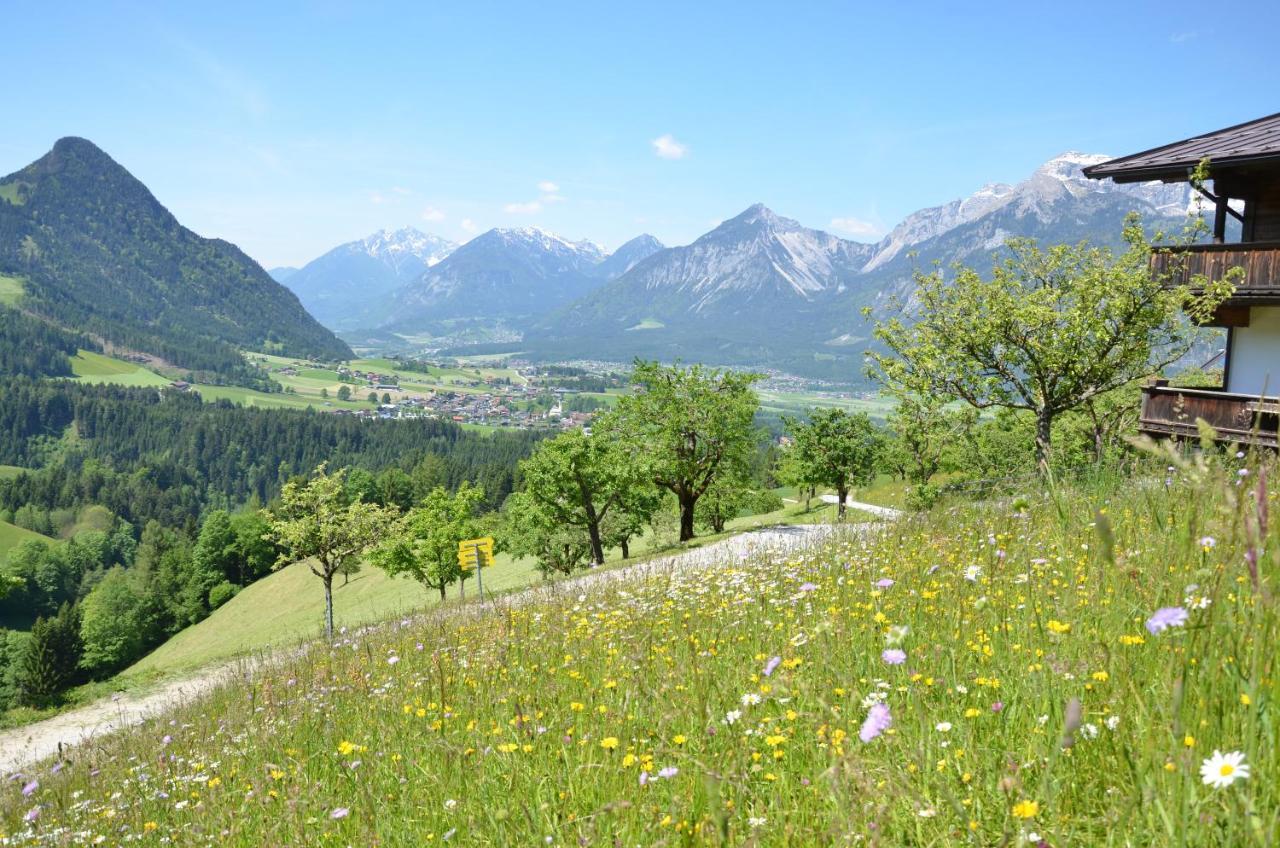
[458,537,495,600]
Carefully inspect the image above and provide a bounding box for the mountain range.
[0,138,349,383]
[290,151,1191,379]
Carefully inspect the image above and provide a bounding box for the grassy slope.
[0,519,52,559]
[127,499,863,677]
[8,459,1277,845]
[69,350,170,387]
[0,274,23,306]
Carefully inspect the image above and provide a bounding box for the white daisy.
[1200,750,1250,788]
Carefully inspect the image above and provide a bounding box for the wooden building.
[1084,112,1280,447]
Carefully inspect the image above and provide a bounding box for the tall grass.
[3,449,1276,845]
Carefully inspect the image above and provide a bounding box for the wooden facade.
[1085,113,1280,447]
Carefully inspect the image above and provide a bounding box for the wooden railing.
[1140,383,1280,447]
[1151,242,1280,298]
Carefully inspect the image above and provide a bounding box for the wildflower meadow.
[2,448,1276,846]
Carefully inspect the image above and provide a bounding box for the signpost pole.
[474,541,484,602]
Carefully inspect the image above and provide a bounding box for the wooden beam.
[1207,305,1251,328]
[1214,194,1229,243]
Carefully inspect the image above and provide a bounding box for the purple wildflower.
[658,766,679,779]
[24,806,39,823]
[875,578,895,588]
[881,649,907,666]
[762,656,782,677]
[21,779,37,797]
[1145,606,1189,635]
[991,701,1004,713]
[859,703,892,743]
[638,771,650,786]
[162,735,172,747]
[330,807,350,819]
[798,582,818,593]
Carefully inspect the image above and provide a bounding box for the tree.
[694,471,749,533]
[337,385,352,402]
[504,492,594,577]
[869,217,1235,471]
[784,409,880,519]
[371,483,485,601]
[320,387,329,399]
[80,568,146,676]
[368,392,379,404]
[382,392,392,405]
[262,464,398,639]
[517,428,653,565]
[612,362,761,541]
[15,603,82,707]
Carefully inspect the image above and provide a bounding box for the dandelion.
[762,656,781,677]
[859,702,892,743]
[882,648,907,665]
[1046,619,1071,634]
[1200,750,1250,788]
[1145,606,1188,635]
[1011,799,1040,819]
[600,737,619,750]
[330,807,350,819]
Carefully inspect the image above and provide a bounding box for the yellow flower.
[1091,671,1109,682]
[1011,799,1040,819]
[672,734,687,746]
[600,737,619,750]
[1120,634,1145,646]
[143,822,158,832]
[570,702,585,712]
[1241,693,1252,706]
[1047,620,1070,634]
[496,743,518,753]
[622,753,637,767]
[964,708,981,718]
[1184,735,1196,748]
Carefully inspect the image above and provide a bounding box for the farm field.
[68,350,170,387]
[5,455,1274,845]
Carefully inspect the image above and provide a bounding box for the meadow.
[2,446,1274,846]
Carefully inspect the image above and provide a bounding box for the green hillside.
[0,518,51,559]
[0,137,351,385]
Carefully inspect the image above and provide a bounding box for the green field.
[0,183,24,206]
[0,465,25,480]
[0,519,52,560]
[0,274,24,306]
[69,350,171,387]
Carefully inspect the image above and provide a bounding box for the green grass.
[0,274,24,306]
[0,518,53,560]
[8,454,1277,845]
[0,465,26,480]
[69,350,170,387]
[126,498,840,677]
[0,183,25,206]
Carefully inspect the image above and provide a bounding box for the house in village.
[1085,112,1280,447]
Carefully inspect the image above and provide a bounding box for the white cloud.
[460,218,478,233]
[829,216,885,239]
[421,206,446,222]
[537,181,559,194]
[391,186,412,196]
[652,134,689,160]
[504,200,543,214]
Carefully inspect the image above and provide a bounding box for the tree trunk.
[678,494,697,542]
[438,585,446,601]
[1035,409,1054,474]
[322,574,335,641]
[837,487,848,521]
[586,519,605,566]
[620,538,630,559]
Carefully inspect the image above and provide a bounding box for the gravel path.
[0,520,885,772]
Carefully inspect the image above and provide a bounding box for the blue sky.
[4,1,1278,267]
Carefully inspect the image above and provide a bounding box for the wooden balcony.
[1151,242,1280,303]
[1140,383,1280,448]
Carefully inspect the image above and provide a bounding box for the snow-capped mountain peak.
[493,226,606,260]
[361,227,456,269]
